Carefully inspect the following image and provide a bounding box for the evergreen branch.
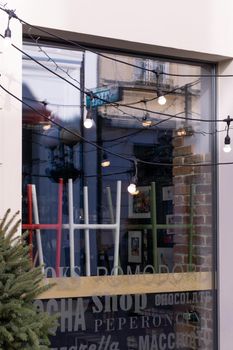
[0,210,57,349]
[2,210,20,236]
[0,209,11,231]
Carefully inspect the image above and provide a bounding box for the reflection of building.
[23,83,51,126]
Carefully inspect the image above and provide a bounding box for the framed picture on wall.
[162,186,174,201]
[128,230,142,263]
[166,214,175,236]
[128,186,151,218]
[158,247,173,272]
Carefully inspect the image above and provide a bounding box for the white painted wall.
[15,0,233,59]
[218,60,233,350]
[1,0,233,349]
[0,7,22,220]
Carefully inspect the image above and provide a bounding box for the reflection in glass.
[22,45,215,279]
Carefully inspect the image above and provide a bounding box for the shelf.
[37,271,213,299]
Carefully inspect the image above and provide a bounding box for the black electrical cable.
[1,9,230,163]
[19,39,224,132]
[125,79,200,106]
[11,41,187,123]
[24,38,202,122]
[24,169,130,179]
[164,72,232,78]
[26,31,203,109]
[17,13,233,78]
[27,32,82,88]
[0,7,230,161]
[101,116,173,143]
[25,30,203,110]
[11,40,222,123]
[0,83,130,163]
[1,83,233,168]
[85,126,226,155]
[0,29,218,124]
[23,96,82,108]
[0,6,232,79]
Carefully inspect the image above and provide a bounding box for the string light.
[42,123,51,131]
[84,95,94,129]
[223,116,232,152]
[23,39,200,114]
[83,109,93,129]
[0,7,232,165]
[127,182,138,195]
[157,94,167,106]
[176,126,194,137]
[142,101,152,127]
[15,8,233,78]
[40,101,52,130]
[1,7,233,181]
[127,161,139,195]
[101,153,110,167]
[0,25,230,164]
[3,5,233,80]
[177,128,186,137]
[3,82,233,167]
[155,72,167,106]
[224,135,231,153]
[4,25,11,45]
[3,9,16,48]
[223,116,233,153]
[142,115,152,127]
[8,40,223,124]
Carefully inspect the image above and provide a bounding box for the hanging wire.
[0,25,222,124]
[0,5,230,165]
[23,96,82,108]
[24,31,203,108]
[1,5,233,79]
[27,32,82,88]
[2,82,233,168]
[21,33,203,123]
[4,39,224,124]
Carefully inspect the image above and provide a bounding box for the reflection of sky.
[22,45,83,122]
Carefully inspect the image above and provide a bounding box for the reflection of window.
[134,58,169,85]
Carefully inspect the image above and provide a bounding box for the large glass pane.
[22,45,216,278]
[22,43,216,349]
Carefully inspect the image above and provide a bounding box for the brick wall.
[172,135,213,272]
[172,134,214,349]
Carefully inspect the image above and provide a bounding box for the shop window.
[22,42,217,349]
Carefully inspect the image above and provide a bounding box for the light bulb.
[101,159,110,167]
[84,117,93,129]
[101,154,110,167]
[132,189,140,195]
[177,128,186,137]
[142,115,152,127]
[223,144,231,153]
[83,108,94,129]
[127,183,137,194]
[224,134,231,153]
[4,27,11,49]
[43,124,51,131]
[127,184,139,195]
[158,95,166,106]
